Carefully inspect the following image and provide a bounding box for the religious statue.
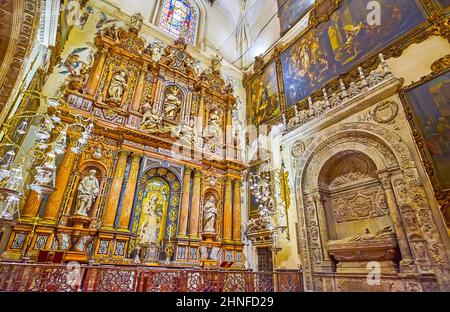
[173,119,195,146]
[211,53,223,73]
[150,41,163,62]
[163,86,182,120]
[193,60,202,76]
[108,71,128,104]
[232,108,242,146]
[75,170,100,217]
[129,12,144,34]
[139,194,161,245]
[205,108,222,140]
[203,195,218,233]
[335,226,394,243]
[209,108,221,126]
[102,24,119,42]
[140,103,162,131]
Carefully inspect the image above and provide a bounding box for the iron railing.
[0,263,303,292]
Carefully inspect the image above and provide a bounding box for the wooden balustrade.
[0,263,303,292]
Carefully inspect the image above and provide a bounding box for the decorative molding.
[399,54,450,214]
[244,0,445,128]
[0,0,40,117]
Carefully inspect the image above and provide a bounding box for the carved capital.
[130,153,143,163]
[184,167,193,175]
[118,150,130,160]
[194,170,202,179]
[378,172,393,190]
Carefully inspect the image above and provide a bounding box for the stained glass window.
[159,0,198,45]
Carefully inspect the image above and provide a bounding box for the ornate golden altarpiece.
[2,18,245,269]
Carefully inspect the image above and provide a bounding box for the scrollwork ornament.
[309,0,344,28]
[291,139,304,155]
[430,54,450,74]
[428,12,450,43]
[371,101,399,124]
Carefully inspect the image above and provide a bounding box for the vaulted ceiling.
[104,0,287,69]
[207,0,281,68]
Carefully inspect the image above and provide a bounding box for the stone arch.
[315,151,391,241]
[292,122,424,290]
[296,123,415,193]
[142,160,183,184]
[78,160,108,177]
[133,166,182,245]
[69,160,108,218]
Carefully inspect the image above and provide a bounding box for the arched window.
[159,0,198,45]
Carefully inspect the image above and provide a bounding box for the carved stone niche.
[316,151,400,273]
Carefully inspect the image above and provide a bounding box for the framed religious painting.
[437,0,450,9]
[247,61,282,127]
[280,0,427,108]
[277,0,315,36]
[401,64,450,217]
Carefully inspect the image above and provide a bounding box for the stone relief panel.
[331,187,389,224]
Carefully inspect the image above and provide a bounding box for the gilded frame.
[277,0,315,36]
[399,54,450,221]
[244,0,449,126]
[245,59,283,126]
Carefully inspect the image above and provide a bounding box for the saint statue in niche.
[75,170,100,217]
[108,70,128,104]
[209,108,221,126]
[163,86,182,120]
[211,54,223,73]
[173,118,195,146]
[139,194,162,245]
[205,108,222,140]
[140,103,163,131]
[203,195,218,233]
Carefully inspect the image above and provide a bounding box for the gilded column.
[85,48,108,96]
[196,88,205,130]
[223,177,233,242]
[118,153,142,231]
[189,170,202,239]
[131,65,146,111]
[42,145,78,223]
[226,108,232,141]
[232,180,242,242]
[102,151,129,229]
[379,173,414,264]
[178,167,192,238]
[21,191,41,221]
